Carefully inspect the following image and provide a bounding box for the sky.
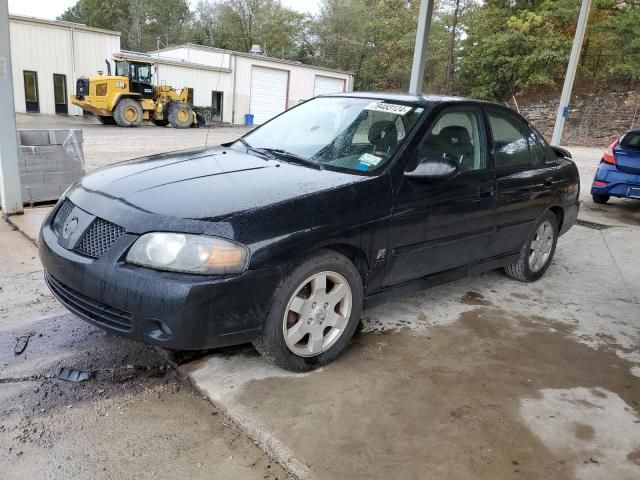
[8,0,321,20]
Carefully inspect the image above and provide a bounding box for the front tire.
[253,250,363,372]
[504,211,558,282]
[592,194,610,204]
[113,99,143,127]
[167,102,194,129]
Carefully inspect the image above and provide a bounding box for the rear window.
[621,132,640,148]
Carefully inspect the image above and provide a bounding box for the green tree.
[191,0,308,59]
[58,0,192,52]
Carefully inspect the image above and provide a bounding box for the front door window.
[417,109,487,172]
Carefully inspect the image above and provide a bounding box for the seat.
[438,126,475,170]
[368,120,398,155]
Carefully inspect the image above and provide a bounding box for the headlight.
[126,233,249,275]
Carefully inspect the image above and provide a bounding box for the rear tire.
[592,194,610,204]
[504,210,558,282]
[167,102,193,129]
[253,250,363,372]
[113,99,143,127]
[98,115,116,125]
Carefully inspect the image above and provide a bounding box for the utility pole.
[409,0,436,95]
[0,0,23,216]
[551,0,592,145]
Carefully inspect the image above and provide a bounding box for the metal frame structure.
[0,0,23,216]
[409,0,592,148]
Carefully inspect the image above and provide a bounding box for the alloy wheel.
[528,220,554,273]
[282,271,352,357]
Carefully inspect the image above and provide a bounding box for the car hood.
[68,146,366,223]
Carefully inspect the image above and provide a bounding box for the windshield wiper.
[261,149,321,169]
[236,138,273,160]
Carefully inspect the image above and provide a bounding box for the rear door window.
[621,131,640,148]
[487,109,531,168]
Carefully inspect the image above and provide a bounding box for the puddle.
[521,387,640,480]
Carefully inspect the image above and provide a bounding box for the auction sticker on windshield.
[365,102,413,115]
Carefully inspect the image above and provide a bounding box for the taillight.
[602,140,618,165]
[593,181,607,187]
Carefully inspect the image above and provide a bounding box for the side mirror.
[405,156,459,181]
[551,146,572,159]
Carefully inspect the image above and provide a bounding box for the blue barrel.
[244,113,254,126]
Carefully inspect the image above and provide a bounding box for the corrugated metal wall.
[233,56,352,124]
[9,18,120,115]
[154,63,234,123]
[9,23,353,124]
[160,46,354,125]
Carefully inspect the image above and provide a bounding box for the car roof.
[328,91,495,107]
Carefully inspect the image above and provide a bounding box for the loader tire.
[168,102,194,129]
[113,99,143,127]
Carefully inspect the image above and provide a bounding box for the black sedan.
[40,93,580,371]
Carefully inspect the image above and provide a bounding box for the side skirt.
[363,252,520,309]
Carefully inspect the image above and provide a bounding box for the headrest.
[368,120,398,147]
[439,126,471,146]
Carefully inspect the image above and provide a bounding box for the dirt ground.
[0,220,287,480]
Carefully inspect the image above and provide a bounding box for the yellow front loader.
[71,54,203,128]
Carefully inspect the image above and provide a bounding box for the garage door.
[314,75,345,96]
[250,67,288,124]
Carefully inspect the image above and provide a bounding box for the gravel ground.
[16,113,250,170]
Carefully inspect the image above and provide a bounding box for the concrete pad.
[185,223,640,480]
[6,206,52,244]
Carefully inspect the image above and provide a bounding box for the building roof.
[9,14,121,36]
[117,50,231,73]
[153,43,355,76]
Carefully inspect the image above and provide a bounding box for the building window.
[23,70,39,113]
[53,74,68,114]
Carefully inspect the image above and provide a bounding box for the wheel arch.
[548,205,564,231]
[322,243,370,287]
[111,93,142,111]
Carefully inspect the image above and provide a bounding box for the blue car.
[591,129,640,204]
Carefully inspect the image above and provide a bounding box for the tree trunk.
[444,0,461,94]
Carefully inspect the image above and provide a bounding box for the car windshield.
[235,97,424,173]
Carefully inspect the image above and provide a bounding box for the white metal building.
[8,16,354,124]
[9,15,120,116]
[153,44,354,124]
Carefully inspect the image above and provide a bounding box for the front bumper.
[591,163,640,199]
[39,205,281,350]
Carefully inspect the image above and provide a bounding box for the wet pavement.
[0,219,287,480]
[185,221,640,480]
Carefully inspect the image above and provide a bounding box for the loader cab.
[115,60,154,99]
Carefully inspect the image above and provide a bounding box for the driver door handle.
[478,185,495,198]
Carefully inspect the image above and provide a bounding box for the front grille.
[75,218,126,258]
[52,199,74,236]
[45,272,133,332]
